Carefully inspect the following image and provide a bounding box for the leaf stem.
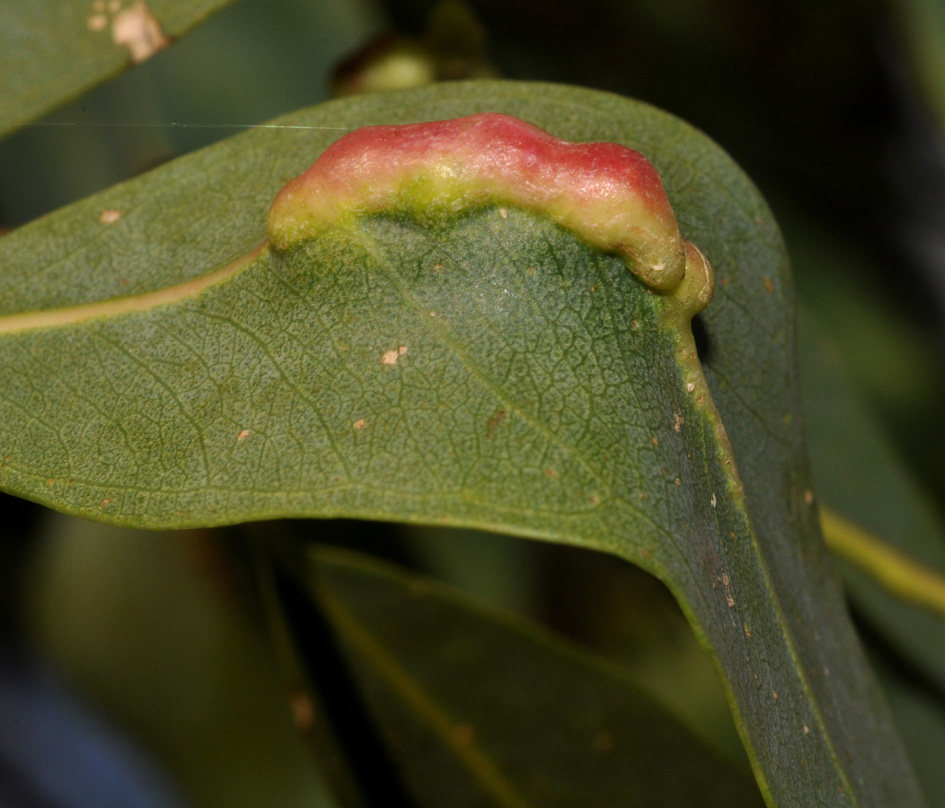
[821,506,945,618]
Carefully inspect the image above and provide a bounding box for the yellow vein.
[0,242,266,335]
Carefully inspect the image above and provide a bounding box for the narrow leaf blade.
[0,0,237,138]
[307,546,765,808]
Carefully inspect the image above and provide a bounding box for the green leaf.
[875,653,945,807]
[892,0,945,138]
[800,305,945,689]
[0,81,925,806]
[0,0,237,138]
[297,545,765,808]
[27,516,341,808]
[799,304,945,802]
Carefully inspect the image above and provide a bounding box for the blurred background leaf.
[22,516,339,808]
[0,0,386,223]
[0,0,241,139]
[301,545,765,807]
[799,306,945,804]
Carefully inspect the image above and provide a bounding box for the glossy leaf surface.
[0,81,925,806]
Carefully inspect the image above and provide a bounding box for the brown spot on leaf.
[236,429,251,442]
[764,276,774,294]
[99,208,121,224]
[485,408,506,437]
[289,690,316,733]
[352,419,366,430]
[453,724,476,745]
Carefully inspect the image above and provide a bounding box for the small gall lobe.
[268,113,713,313]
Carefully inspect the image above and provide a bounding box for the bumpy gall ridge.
[268,113,713,311]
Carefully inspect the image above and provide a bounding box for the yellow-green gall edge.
[268,113,714,319]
